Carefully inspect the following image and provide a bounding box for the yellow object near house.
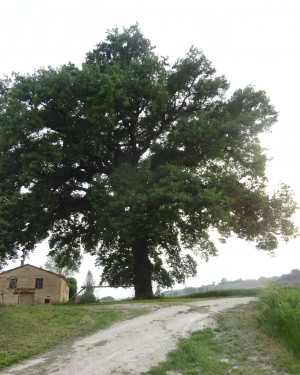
[0,262,70,305]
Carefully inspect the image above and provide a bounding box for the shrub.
[257,284,300,358]
[100,296,115,302]
[78,291,97,304]
[78,270,97,304]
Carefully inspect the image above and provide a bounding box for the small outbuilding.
[0,262,70,305]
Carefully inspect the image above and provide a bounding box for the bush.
[78,270,97,304]
[100,296,115,302]
[78,290,97,304]
[257,284,300,358]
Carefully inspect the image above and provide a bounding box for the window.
[45,298,50,304]
[35,278,43,289]
[9,278,17,288]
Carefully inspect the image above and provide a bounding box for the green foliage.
[78,291,97,304]
[44,254,79,277]
[257,285,300,358]
[0,25,297,298]
[100,296,115,301]
[67,277,77,300]
[78,270,97,304]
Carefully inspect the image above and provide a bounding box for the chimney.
[21,260,24,267]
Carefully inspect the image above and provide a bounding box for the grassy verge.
[0,302,149,370]
[143,301,300,375]
[257,285,300,358]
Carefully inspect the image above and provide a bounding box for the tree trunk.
[132,238,154,299]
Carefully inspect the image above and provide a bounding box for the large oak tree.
[0,26,297,298]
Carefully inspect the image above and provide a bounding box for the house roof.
[0,263,69,284]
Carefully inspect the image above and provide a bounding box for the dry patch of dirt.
[3,297,255,375]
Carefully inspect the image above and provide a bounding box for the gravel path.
[3,297,255,375]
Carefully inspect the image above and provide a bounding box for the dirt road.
[3,297,254,375]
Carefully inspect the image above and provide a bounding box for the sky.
[1,0,299,299]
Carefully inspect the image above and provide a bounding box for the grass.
[0,302,149,370]
[257,285,300,359]
[143,301,300,375]
[144,328,232,375]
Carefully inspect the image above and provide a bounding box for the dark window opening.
[35,278,43,289]
[9,278,17,288]
[45,298,50,304]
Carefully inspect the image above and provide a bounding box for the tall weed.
[257,285,300,358]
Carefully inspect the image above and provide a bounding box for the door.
[19,294,34,306]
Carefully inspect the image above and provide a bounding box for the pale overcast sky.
[1,0,299,298]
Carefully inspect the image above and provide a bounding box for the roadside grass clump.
[257,284,300,358]
[0,303,149,370]
[144,301,300,375]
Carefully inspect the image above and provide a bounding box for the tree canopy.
[43,254,79,277]
[0,25,297,298]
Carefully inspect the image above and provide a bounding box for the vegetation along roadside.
[144,286,300,375]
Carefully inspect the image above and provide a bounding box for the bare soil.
[3,297,254,375]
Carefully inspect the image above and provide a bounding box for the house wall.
[0,265,70,305]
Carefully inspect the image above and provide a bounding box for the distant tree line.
[164,269,300,297]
